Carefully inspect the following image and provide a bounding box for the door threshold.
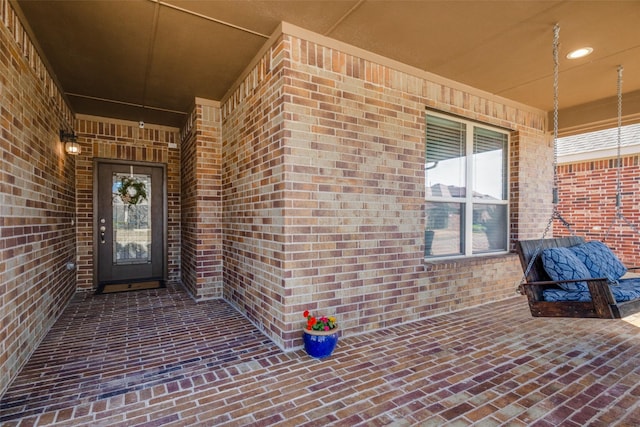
[97,280,165,294]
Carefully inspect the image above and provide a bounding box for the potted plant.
[302,310,339,358]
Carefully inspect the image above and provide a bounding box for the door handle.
[99,225,106,244]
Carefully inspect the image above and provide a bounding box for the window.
[425,112,509,258]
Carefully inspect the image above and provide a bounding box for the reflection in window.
[425,112,509,258]
[472,204,507,252]
[425,202,464,257]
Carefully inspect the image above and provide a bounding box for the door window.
[112,173,152,265]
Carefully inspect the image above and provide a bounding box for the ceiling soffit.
[12,0,640,131]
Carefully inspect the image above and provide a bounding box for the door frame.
[92,158,168,290]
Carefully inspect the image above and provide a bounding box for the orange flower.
[306,316,317,330]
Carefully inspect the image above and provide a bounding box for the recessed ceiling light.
[566,47,593,59]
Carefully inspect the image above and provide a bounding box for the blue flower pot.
[303,327,339,359]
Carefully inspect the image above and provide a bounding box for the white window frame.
[425,110,510,259]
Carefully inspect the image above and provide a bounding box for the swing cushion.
[540,247,591,291]
[542,289,591,302]
[543,278,640,303]
[569,241,627,284]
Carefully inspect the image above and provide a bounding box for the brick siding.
[181,101,223,300]
[512,129,556,240]
[0,0,76,396]
[220,35,288,343]
[557,155,640,265]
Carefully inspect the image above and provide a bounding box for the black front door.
[96,161,166,290]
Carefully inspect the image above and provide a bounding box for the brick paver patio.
[1,284,639,426]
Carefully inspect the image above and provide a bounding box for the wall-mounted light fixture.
[60,130,81,155]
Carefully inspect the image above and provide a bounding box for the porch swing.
[516,24,640,319]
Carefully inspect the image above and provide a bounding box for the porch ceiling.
[14,0,640,133]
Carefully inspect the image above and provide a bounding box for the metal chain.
[616,65,623,212]
[604,65,631,241]
[549,23,577,237]
[548,23,576,237]
[518,24,577,294]
[552,24,560,204]
[519,25,559,293]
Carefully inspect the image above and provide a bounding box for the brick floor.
[1,284,639,426]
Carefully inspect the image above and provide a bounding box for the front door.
[96,161,166,292]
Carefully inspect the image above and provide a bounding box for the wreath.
[116,176,147,205]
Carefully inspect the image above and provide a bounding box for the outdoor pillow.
[540,247,591,292]
[569,241,627,283]
[543,289,592,302]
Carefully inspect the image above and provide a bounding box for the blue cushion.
[543,289,592,302]
[612,278,640,302]
[569,241,627,283]
[543,277,640,303]
[541,247,591,291]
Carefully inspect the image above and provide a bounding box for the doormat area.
[99,281,164,294]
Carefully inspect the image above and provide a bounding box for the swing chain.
[518,24,577,295]
[548,25,576,238]
[615,65,623,212]
[604,65,632,242]
[548,23,576,238]
[552,23,560,203]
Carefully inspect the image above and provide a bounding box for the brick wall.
[557,155,640,265]
[0,0,76,396]
[512,130,556,240]
[181,114,198,298]
[181,100,223,299]
[221,25,549,350]
[73,116,181,291]
[221,34,288,342]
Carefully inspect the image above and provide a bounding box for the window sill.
[424,250,516,267]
